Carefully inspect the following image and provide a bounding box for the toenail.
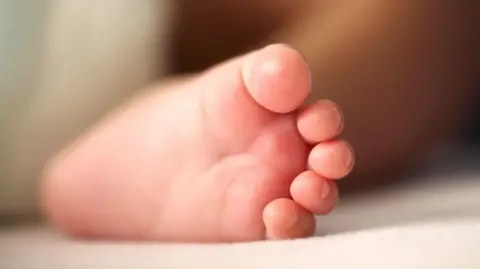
[283,211,299,230]
[262,43,312,94]
[333,105,344,133]
[308,67,312,94]
[287,46,312,94]
[344,143,355,170]
[321,180,331,199]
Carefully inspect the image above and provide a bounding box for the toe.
[263,198,316,240]
[297,100,344,144]
[242,44,311,114]
[200,44,311,149]
[290,171,338,215]
[308,140,354,179]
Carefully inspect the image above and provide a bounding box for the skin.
[41,0,480,242]
[42,45,353,242]
[173,0,480,190]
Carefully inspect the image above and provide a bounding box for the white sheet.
[2,220,480,269]
[2,169,480,269]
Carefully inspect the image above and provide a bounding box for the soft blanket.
[2,170,480,269]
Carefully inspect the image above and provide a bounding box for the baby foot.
[42,44,354,242]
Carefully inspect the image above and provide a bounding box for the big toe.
[201,44,312,148]
[242,44,311,113]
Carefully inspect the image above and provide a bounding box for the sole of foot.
[42,44,354,242]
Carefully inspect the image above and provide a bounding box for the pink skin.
[41,44,354,242]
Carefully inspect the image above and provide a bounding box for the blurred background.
[2,5,480,268]
[0,0,479,221]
